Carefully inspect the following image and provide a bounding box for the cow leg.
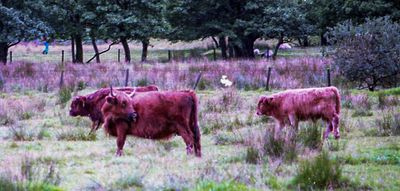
[332,114,340,139]
[115,123,128,157]
[95,121,101,130]
[274,120,285,140]
[177,126,195,155]
[287,114,298,142]
[323,121,333,140]
[88,122,97,135]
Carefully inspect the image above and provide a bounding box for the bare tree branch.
[86,41,119,63]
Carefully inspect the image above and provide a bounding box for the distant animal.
[279,43,292,49]
[101,87,201,157]
[69,85,159,134]
[254,48,273,58]
[256,87,341,140]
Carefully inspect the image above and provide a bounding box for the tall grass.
[1,57,332,92]
[0,156,62,191]
[293,151,344,190]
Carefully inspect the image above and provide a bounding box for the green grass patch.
[195,181,257,191]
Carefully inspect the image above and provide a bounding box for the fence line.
[6,48,225,64]
[0,66,333,92]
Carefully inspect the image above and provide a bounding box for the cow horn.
[128,89,136,97]
[110,85,115,97]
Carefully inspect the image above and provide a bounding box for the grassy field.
[1,43,399,190]
[0,87,399,190]
[7,39,323,64]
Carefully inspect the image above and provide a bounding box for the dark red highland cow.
[69,85,158,133]
[256,87,341,140]
[102,88,201,157]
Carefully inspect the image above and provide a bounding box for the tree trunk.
[232,37,256,58]
[0,42,8,64]
[272,35,284,59]
[227,38,234,58]
[71,36,75,63]
[120,37,131,63]
[211,36,219,48]
[91,35,100,63]
[218,36,227,59]
[141,39,149,62]
[75,35,84,63]
[303,36,309,47]
[320,33,328,46]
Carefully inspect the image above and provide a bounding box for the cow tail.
[189,91,201,157]
[332,87,341,114]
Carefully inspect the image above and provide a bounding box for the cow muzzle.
[127,112,137,122]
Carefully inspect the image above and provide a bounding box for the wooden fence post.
[61,50,64,64]
[168,50,172,61]
[9,51,12,63]
[193,72,203,90]
[125,69,129,86]
[59,70,64,89]
[213,47,216,61]
[327,68,331,87]
[118,49,121,63]
[266,67,272,91]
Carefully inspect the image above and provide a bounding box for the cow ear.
[106,96,118,105]
[262,96,273,104]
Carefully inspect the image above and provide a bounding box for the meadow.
[0,43,399,190]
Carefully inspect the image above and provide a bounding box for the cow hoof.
[115,150,123,157]
[186,146,194,155]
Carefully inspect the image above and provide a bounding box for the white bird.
[220,75,233,87]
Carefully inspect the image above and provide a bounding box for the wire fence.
[0,63,334,92]
[6,47,217,64]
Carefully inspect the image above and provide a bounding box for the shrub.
[0,156,62,191]
[111,175,144,190]
[245,146,260,164]
[8,124,45,141]
[13,63,35,77]
[204,89,242,113]
[56,127,97,141]
[76,80,87,91]
[293,151,343,190]
[297,122,322,149]
[136,78,149,86]
[213,132,244,145]
[58,87,72,105]
[375,110,400,136]
[263,129,297,162]
[329,17,400,91]
[197,79,212,90]
[349,94,373,117]
[378,92,399,109]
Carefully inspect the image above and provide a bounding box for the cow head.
[103,86,137,122]
[256,96,274,116]
[69,96,88,116]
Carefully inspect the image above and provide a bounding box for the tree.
[307,0,399,45]
[328,17,400,91]
[43,0,86,63]
[167,0,309,59]
[0,0,50,64]
[97,0,168,63]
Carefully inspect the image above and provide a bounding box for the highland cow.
[69,85,158,134]
[102,88,201,157]
[256,87,341,140]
